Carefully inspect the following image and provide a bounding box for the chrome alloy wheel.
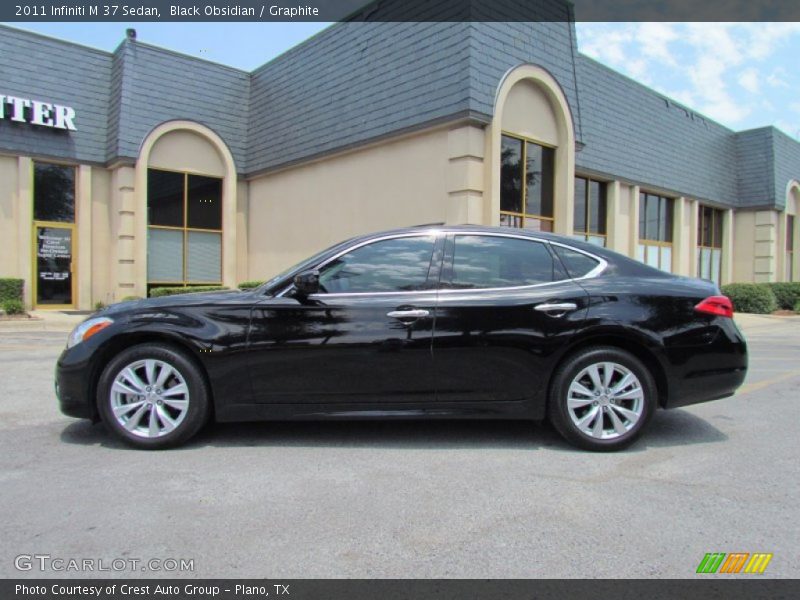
[566,361,644,440]
[109,359,190,438]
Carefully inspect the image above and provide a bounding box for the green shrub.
[721,283,778,314]
[795,300,800,313]
[238,280,265,290]
[0,278,24,303]
[149,286,228,298]
[767,282,800,310]
[1,299,25,315]
[94,301,106,311]
[121,295,143,302]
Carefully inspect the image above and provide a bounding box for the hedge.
[720,283,777,314]
[150,285,228,298]
[1,299,25,315]
[0,278,24,303]
[767,282,800,310]
[121,295,143,302]
[238,280,265,290]
[149,286,229,298]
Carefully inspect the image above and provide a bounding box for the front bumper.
[56,343,98,421]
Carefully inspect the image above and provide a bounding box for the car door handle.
[534,302,578,315]
[387,309,430,319]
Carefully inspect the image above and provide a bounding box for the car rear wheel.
[97,344,210,449]
[548,346,656,451]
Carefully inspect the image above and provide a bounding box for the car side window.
[448,235,559,289]
[552,245,601,279]
[317,235,436,293]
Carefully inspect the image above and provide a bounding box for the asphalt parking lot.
[0,314,798,579]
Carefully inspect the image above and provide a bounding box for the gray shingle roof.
[1,21,798,209]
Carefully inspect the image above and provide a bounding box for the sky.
[4,21,800,139]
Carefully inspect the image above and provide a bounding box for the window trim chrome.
[277,230,607,298]
[276,230,442,298]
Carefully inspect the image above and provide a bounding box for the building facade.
[1,15,799,309]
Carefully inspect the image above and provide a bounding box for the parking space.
[0,314,798,578]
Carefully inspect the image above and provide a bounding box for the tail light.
[694,295,734,318]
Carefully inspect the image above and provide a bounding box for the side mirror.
[294,270,320,296]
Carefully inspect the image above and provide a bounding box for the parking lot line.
[737,367,800,395]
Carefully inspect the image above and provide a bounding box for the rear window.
[553,245,601,279]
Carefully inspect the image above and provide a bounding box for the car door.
[246,233,443,404]
[432,233,592,404]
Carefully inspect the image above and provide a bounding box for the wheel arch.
[89,332,216,421]
[550,332,670,409]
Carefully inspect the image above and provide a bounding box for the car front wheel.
[548,346,656,451]
[97,344,210,449]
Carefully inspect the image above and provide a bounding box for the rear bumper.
[663,318,748,409]
[666,367,747,408]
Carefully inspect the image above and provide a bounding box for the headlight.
[67,317,114,349]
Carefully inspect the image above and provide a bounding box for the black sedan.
[56,225,747,451]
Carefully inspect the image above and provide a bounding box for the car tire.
[97,343,210,449]
[548,346,656,451]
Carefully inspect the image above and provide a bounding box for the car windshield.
[258,238,356,295]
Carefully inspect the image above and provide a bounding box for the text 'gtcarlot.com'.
[14,554,194,573]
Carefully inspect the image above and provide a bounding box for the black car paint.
[56,226,748,424]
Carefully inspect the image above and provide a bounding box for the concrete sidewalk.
[0,309,88,333]
[734,311,800,332]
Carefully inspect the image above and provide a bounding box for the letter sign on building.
[0,94,77,131]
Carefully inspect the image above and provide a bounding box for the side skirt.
[215,400,540,423]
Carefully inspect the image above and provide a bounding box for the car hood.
[100,290,257,316]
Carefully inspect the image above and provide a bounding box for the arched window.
[492,66,575,234]
[147,169,223,295]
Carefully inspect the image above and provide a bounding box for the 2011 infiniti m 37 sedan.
[56,225,747,451]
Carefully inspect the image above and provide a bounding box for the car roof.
[351,224,672,279]
[356,223,562,240]
[351,224,600,252]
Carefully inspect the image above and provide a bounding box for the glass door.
[34,223,75,308]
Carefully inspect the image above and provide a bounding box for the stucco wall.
[148,129,226,177]
[91,167,112,305]
[732,211,757,283]
[0,155,19,279]
[246,128,451,281]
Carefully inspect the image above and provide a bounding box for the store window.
[500,134,555,232]
[697,206,724,285]
[637,192,674,272]
[573,177,607,246]
[788,214,796,282]
[147,169,222,294]
[33,162,76,307]
[34,163,75,223]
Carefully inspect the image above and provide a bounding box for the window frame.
[33,160,77,224]
[696,205,724,284]
[277,232,607,298]
[147,167,224,288]
[440,233,606,293]
[500,132,556,232]
[31,160,78,309]
[573,175,608,246]
[281,232,443,298]
[638,191,675,272]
